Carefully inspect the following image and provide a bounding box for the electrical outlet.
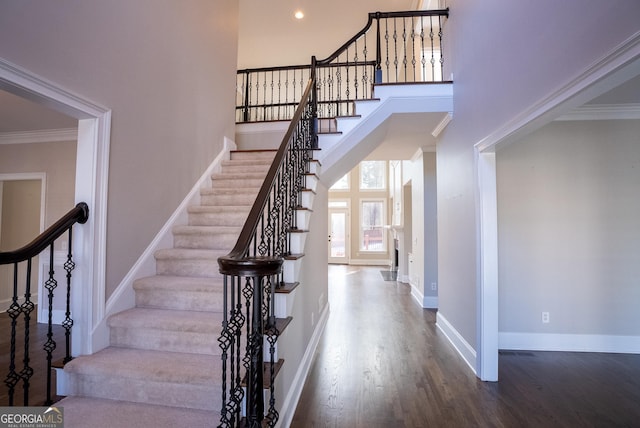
[431,282,437,291]
[542,312,550,324]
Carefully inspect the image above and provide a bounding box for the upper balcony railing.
[236,9,450,123]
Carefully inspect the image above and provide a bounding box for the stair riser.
[135,289,223,311]
[200,194,257,206]
[64,375,221,412]
[221,165,270,174]
[211,179,263,188]
[156,259,222,278]
[230,151,276,161]
[188,212,248,227]
[110,328,221,356]
[173,233,238,250]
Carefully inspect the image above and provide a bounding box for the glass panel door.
[328,208,349,264]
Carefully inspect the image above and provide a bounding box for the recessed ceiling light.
[294,10,304,19]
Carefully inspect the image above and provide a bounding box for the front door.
[328,208,349,264]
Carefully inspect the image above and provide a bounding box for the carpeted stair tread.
[187,206,251,227]
[222,158,272,166]
[173,225,242,235]
[57,396,217,428]
[63,348,222,410]
[154,248,229,278]
[134,275,224,292]
[155,248,229,261]
[172,225,242,250]
[133,275,224,311]
[108,307,223,331]
[212,171,270,180]
[200,187,259,195]
[108,308,223,355]
[64,347,221,384]
[210,179,264,188]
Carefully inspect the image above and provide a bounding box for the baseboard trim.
[349,259,392,266]
[436,312,477,375]
[409,283,438,309]
[277,302,330,428]
[499,332,640,354]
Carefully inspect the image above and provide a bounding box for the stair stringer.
[82,137,236,355]
[318,83,453,186]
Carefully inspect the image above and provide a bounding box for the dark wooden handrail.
[316,9,449,65]
[0,202,89,265]
[219,77,315,276]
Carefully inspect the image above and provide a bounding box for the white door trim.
[474,32,640,382]
[0,57,111,355]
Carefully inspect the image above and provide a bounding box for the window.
[359,161,386,190]
[330,173,350,190]
[360,199,386,251]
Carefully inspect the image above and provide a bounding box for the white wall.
[407,150,438,307]
[436,0,640,363]
[0,0,239,299]
[497,120,640,347]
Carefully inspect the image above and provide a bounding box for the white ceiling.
[238,0,419,68]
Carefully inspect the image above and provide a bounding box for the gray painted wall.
[497,119,640,336]
[437,0,640,353]
[0,0,239,300]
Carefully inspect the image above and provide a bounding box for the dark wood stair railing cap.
[0,202,89,265]
[218,255,283,277]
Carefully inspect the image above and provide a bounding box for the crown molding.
[555,103,640,121]
[0,128,77,145]
[431,111,453,137]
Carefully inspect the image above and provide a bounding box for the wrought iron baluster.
[411,17,417,82]
[439,15,445,81]
[62,230,75,363]
[384,18,390,81]
[402,17,408,82]
[353,39,359,100]
[421,16,426,81]
[4,263,21,406]
[430,15,436,81]
[21,258,35,405]
[393,18,399,82]
[44,243,57,405]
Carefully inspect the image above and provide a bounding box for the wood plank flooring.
[291,265,640,428]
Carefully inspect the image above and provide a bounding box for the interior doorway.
[0,177,44,315]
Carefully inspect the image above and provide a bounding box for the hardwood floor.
[0,309,65,407]
[291,265,640,428]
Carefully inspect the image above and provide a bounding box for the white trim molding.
[0,128,77,145]
[500,332,640,354]
[1,57,111,356]
[436,312,477,375]
[431,112,453,137]
[91,138,236,350]
[277,303,330,428]
[555,103,640,121]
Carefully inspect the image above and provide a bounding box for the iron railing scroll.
[218,76,317,427]
[0,202,89,406]
[236,9,449,123]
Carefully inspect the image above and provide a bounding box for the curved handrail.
[0,202,89,265]
[316,9,449,65]
[218,77,315,276]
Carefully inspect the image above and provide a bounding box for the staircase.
[56,150,279,428]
